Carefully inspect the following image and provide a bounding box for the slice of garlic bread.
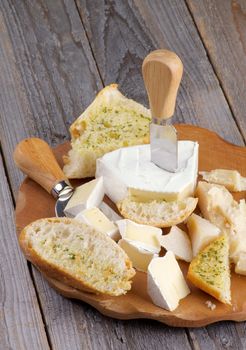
[116,196,198,228]
[63,84,151,178]
[187,235,231,304]
[19,218,135,296]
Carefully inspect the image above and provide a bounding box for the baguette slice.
[63,84,151,178]
[19,218,135,296]
[116,196,198,228]
[187,235,231,304]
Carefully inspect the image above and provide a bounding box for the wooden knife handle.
[142,49,183,121]
[14,138,68,194]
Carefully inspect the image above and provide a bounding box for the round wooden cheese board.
[15,125,246,327]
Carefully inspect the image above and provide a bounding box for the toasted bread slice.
[63,84,151,178]
[187,235,231,304]
[116,196,198,228]
[19,218,135,296]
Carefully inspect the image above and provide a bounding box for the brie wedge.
[118,239,157,272]
[159,226,192,262]
[64,177,104,217]
[116,219,162,253]
[147,252,190,311]
[75,207,120,241]
[96,141,199,203]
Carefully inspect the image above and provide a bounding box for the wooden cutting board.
[15,125,246,327]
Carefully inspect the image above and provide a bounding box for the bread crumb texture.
[19,218,135,296]
[117,196,198,227]
[188,235,231,304]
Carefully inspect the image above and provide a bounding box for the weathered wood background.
[0,0,245,349]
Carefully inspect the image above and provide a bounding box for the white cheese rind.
[116,219,162,253]
[147,252,190,311]
[98,202,122,222]
[75,207,120,241]
[64,177,104,217]
[159,226,192,262]
[96,141,199,203]
[118,239,157,272]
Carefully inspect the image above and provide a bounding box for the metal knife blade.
[150,122,178,172]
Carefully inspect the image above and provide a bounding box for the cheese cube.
[147,252,190,311]
[159,226,192,262]
[64,177,104,217]
[116,219,162,253]
[187,214,221,257]
[118,239,157,272]
[76,207,120,241]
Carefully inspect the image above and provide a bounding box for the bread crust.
[19,218,135,296]
[117,198,198,228]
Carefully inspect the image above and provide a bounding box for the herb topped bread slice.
[63,84,151,178]
[19,218,135,296]
[187,235,231,304]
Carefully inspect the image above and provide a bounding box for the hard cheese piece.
[187,235,231,304]
[196,181,246,269]
[96,141,199,203]
[76,207,120,241]
[147,252,190,311]
[118,239,157,272]
[64,177,104,217]
[116,219,162,253]
[235,253,246,275]
[187,213,221,257]
[159,226,192,262]
[200,169,246,192]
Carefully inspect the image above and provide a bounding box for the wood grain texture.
[0,153,50,350]
[0,0,191,349]
[0,0,102,194]
[76,0,244,146]
[186,0,246,142]
[15,125,246,328]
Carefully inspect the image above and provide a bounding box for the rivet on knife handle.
[142,49,183,172]
[13,138,69,195]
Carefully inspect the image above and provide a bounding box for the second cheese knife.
[14,138,74,217]
[142,49,183,172]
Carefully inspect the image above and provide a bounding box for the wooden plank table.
[0,1,245,349]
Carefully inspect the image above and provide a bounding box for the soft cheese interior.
[96,141,199,203]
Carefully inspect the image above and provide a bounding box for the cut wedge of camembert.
[147,252,190,311]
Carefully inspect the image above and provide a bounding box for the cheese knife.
[142,49,183,172]
[14,138,74,217]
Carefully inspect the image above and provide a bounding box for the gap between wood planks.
[0,142,52,350]
[185,0,246,145]
[74,0,105,87]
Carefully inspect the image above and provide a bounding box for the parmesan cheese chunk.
[200,169,246,192]
[187,214,221,257]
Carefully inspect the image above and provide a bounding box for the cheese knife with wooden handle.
[14,138,74,217]
[142,49,183,172]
